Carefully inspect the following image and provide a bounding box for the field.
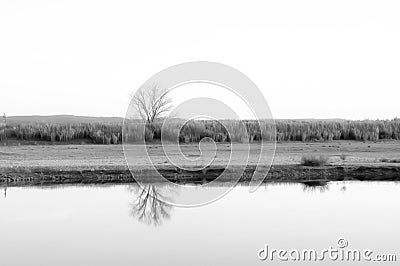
[1,141,399,169]
[1,141,400,186]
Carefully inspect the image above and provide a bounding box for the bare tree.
[132,84,172,125]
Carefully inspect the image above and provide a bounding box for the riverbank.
[1,141,399,186]
[1,164,400,187]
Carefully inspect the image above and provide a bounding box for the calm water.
[0,182,399,266]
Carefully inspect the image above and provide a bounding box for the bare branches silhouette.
[129,184,173,226]
[132,84,172,125]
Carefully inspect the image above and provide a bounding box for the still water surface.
[0,182,399,266]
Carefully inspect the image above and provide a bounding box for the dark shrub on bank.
[301,155,329,166]
[380,158,400,163]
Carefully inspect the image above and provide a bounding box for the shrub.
[301,154,329,166]
[380,158,400,163]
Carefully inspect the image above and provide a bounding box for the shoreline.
[1,164,399,187]
[1,141,399,187]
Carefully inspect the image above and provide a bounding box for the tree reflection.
[301,180,329,193]
[128,184,174,226]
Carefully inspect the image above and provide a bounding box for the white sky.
[169,83,257,120]
[0,0,399,120]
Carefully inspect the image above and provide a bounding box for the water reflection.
[126,180,332,226]
[5,179,395,228]
[127,184,174,226]
[1,181,400,266]
[301,180,330,193]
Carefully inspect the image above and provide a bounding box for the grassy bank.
[0,141,399,186]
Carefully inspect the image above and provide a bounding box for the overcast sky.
[0,0,399,120]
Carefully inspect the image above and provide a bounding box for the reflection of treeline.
[1,119,400,144]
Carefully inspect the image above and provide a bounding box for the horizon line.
[3,114,399,121]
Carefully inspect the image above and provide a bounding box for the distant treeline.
[0,123,122,144]
[1,119,399,145]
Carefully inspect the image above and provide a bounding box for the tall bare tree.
[132,84,172,125]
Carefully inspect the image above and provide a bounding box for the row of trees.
[125,84,400,143]
[123,118,400,143]
[1,119,400,144]
[273,120,399,141]
[2,85,399,144]
[2,123,122,144]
